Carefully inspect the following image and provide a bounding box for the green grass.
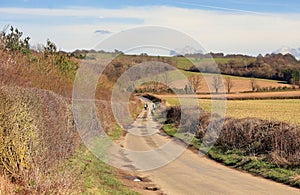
[172,57,194,70]
[161,121,300,188]
[162,124,201,150]
[162,124,177,136]
[173,56,256,70]
[173,57,232,70]
[162,120,300,188]
[208,147,300,188]
[163,69,284,86]
[108,124,124,140]
[179,70,284,83]
[66,145,140,194]
[106,97,143,141]
[86,52,116,59]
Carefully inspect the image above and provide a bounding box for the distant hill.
[184,52,300,84]
[170,45,203,56]
[273,46,300,59]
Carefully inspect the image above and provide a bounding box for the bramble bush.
[165,106,300,166]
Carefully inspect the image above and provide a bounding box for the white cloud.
[1,6,300,55]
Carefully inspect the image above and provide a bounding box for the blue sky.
[1,0,300,13]
[1,0,300,55]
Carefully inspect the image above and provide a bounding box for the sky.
[1,0,300,56]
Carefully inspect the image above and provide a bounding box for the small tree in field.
[212,75,222,94]
[163,72,171,92]
[225,77,233,94]
[292,70,300,86]
[250,78,259,91]
[188,75,202,93]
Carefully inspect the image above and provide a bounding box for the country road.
[121,100,300,195]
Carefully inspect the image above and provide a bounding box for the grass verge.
[65,144,140,194]
[208,147,300,188]
[162,124,177,137]
[161,123,300,188]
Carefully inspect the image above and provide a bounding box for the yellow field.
[162,97,300,125]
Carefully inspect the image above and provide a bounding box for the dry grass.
[0,47,145,193]
[161,96,300,125]
[0,49,75,98]
[158,90,300,102]
[199,91,300,100]
[199,99,300,125]
[0,172,17,194]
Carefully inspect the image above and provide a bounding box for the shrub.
[0,86,79,186]
[197,115,300,166]
[165,106,300,167]
[165,106,181,125]
[1,26,30,54]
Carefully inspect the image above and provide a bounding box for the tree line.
[188,52,300,85]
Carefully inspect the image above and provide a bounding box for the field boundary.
[156,90,300,100]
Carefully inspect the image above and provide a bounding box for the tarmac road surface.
[121,100,299,195]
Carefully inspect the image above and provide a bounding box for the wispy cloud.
[94,29,112,34]
[1,5,299,55]
[173,1,263,15]
[227,0,289,7]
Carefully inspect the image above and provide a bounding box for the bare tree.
[163,72,171,87]
[152,75,160,92]
[188,76,202,93]
[250,78,259,92]
[31,43,45,53]
[225,77,233,94]
[212,75,222,94]
[292,71,300,86]
[158,72,171,93]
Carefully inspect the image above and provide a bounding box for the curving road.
[122,100,299,195]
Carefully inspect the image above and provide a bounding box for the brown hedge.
[0,86,79,182]
[165,106,300,166]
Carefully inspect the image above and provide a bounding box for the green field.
[163,97,300,125]
[163,70,285,84]
[173,56,256,70]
